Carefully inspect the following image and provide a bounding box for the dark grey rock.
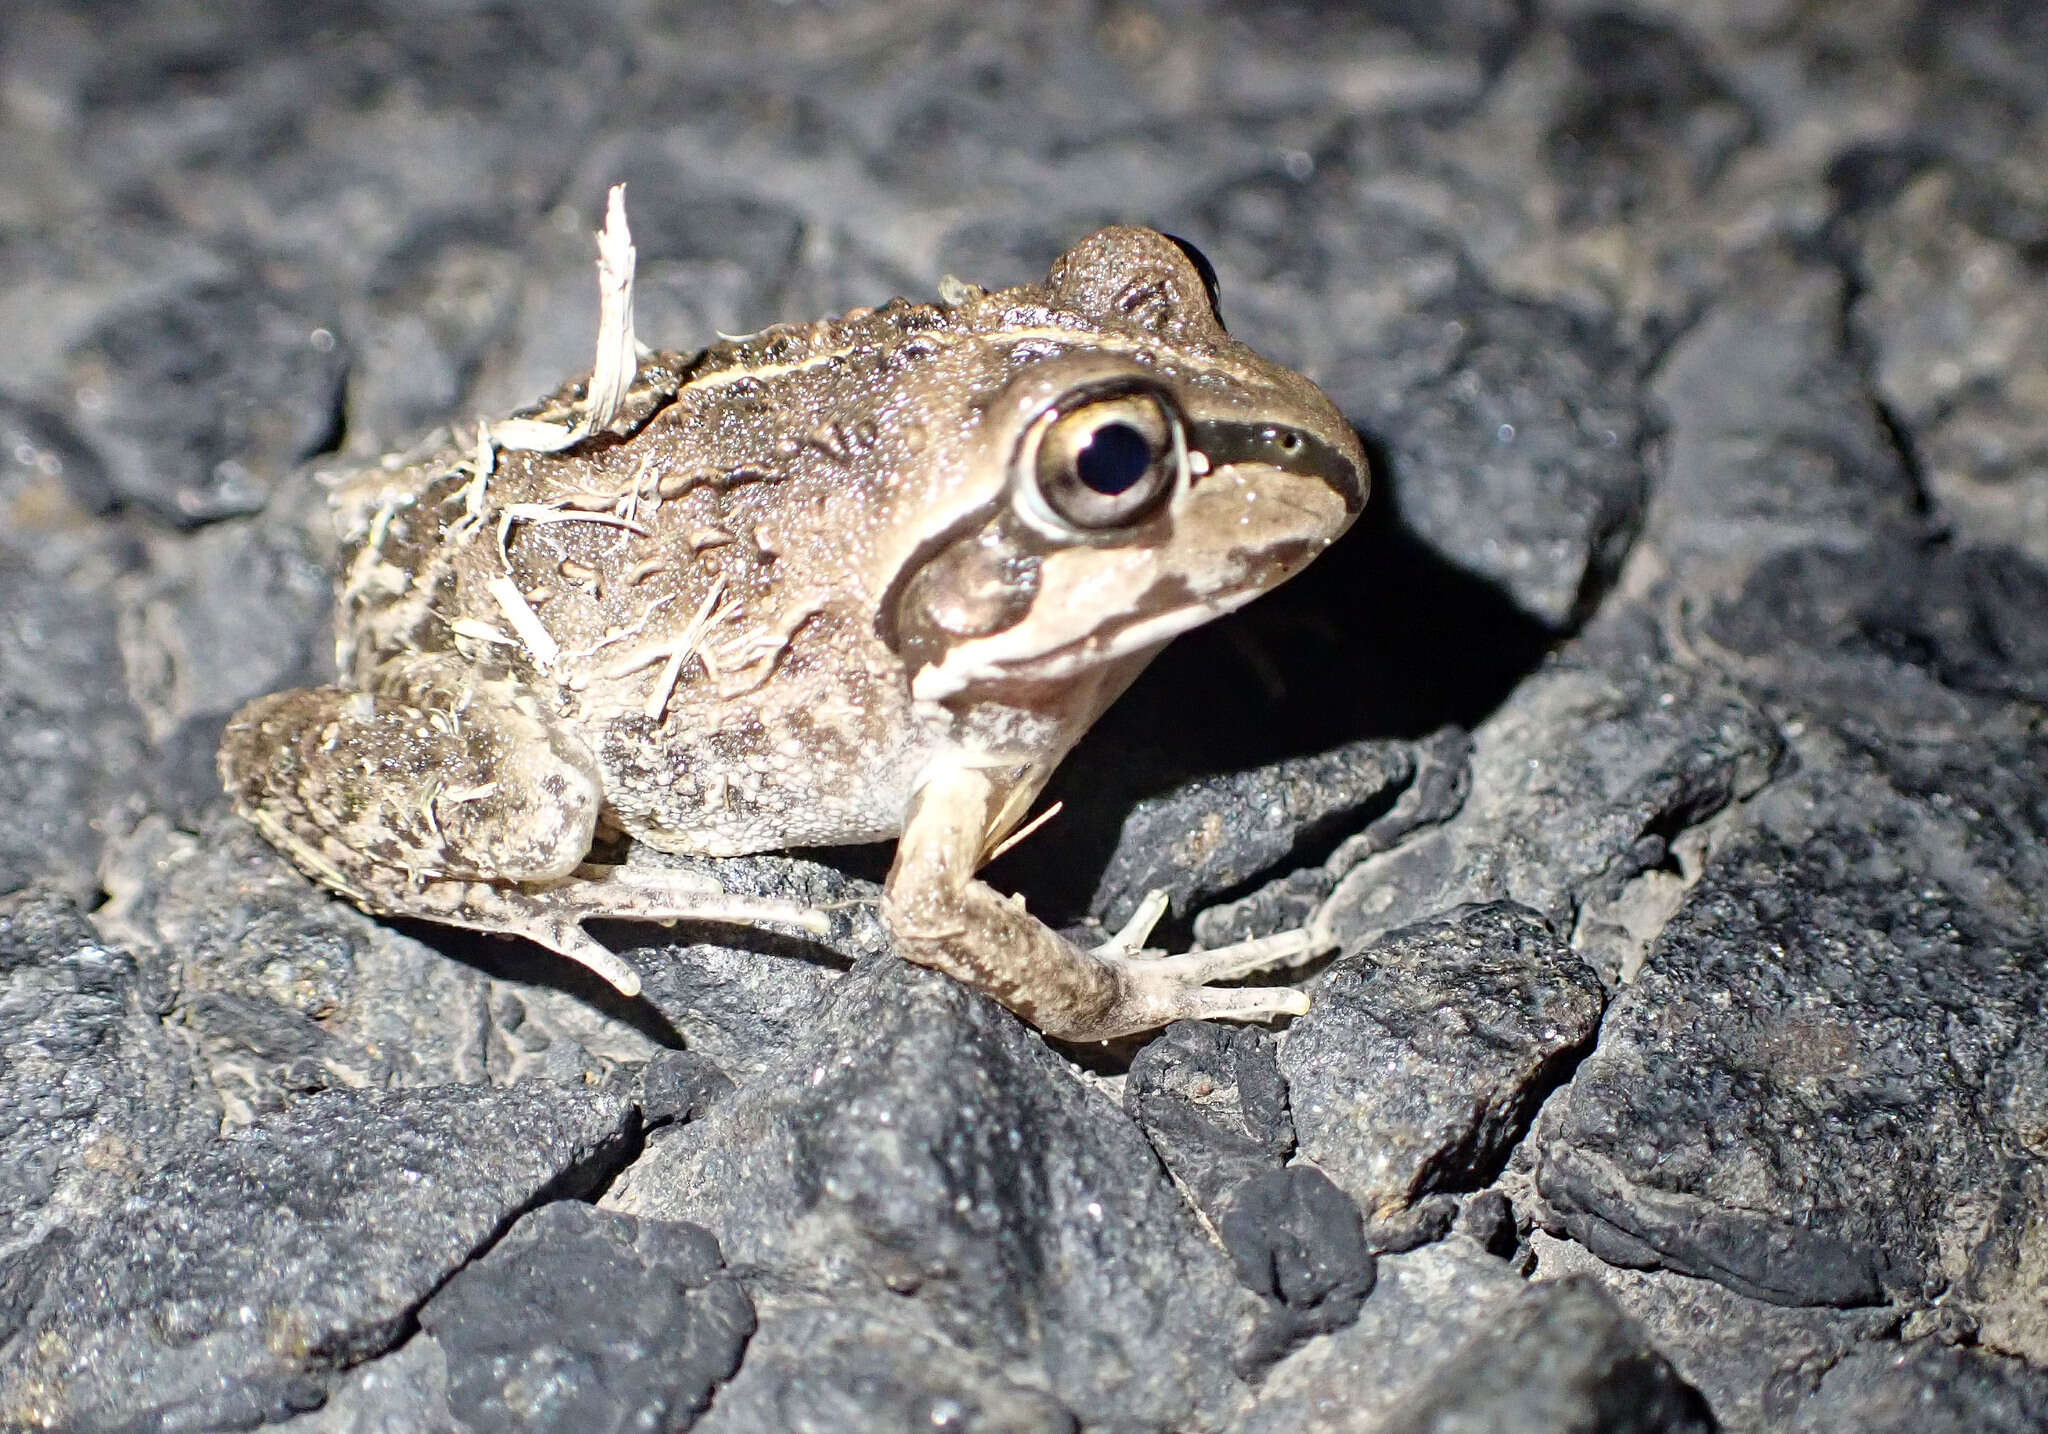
[1845,160,2048,568]
[0,394,114,515]
[270,1337,459,1434]
[65,275,348,526]
[634,1049,734,1131]
[117,513,336,821]
[620,851,880,1080]
[1126,1020,1295,1202]
[419,1202,752,1434]
[1782,1341,2048,1434]
[607,958,1262,1432]
[1194,729,1472,950]
[1126,1023,1374,1371]
[1244,1236,1530,1434]
[0,890,212,1348]
[0,1082,637,1433]
[1326,288,1646,632]
[1452,1189,1520,1262]
[1367,1195,1462,1258]
[693,1300,1078,1434]
[97,813,499,1120]
[1313,649,1782,972]
[1374,1276,1715,1434]
[343,224,528,451]
[1537,820,2047,1319]
[1283,903,1604,1219]
[1645,254,1920,579]
[1547,12,1757,233]
[1707,537,2048,711]
[0,485,147,903]
[1091,738,1417,930]
[1530,1231,1898,1434]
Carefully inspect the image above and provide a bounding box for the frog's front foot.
[1088,887,1319,1032]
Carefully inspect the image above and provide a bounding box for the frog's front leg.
[882,761,1315,1042]
[219,684,822,997]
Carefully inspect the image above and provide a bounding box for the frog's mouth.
[908,471,1344,703]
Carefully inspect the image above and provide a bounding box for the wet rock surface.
[1,1,2044,1430]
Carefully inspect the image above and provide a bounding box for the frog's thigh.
[219,685,603,888]
[883,764,1312,1042]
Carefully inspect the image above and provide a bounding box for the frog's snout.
[1185,417,1369,516]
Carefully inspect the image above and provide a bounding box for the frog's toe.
[1106,962,1312,1031]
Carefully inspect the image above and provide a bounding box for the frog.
[219,223,1367,1042]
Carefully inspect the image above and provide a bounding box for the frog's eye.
[1031,390,1182,531]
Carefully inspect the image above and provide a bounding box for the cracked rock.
[606,958,1261,1433]
[418,1201,753,1434]
[1283,903,1605,1220]
[1314,638,1782,969]
[1090,737,1419,932]
[1126,1022,1374,1371]
[0,1082,637,1432]
[1243,1235,1529,1433]
[1530,1231,1896,1434]
[1537,820,2048,1322]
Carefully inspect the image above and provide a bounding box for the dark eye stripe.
[1186,419,1366,514]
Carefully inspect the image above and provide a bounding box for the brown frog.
[220,224,1366,1041]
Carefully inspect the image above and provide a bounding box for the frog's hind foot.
[395,869,830,1000]
[219,684,827,1001]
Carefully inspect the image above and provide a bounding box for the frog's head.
[881,225,1367,705]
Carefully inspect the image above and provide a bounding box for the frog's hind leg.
[219,685,823,998]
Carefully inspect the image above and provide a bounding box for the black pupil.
[1074,422,1155,495]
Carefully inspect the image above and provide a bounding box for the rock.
[1546,12,1757,234]
[115,514,334,821]
[1645,253,1919,580]
[343,224,528,452]
[634,1049,735,1130]
[620,850,882,1080]
[1126,1023,1375,1371]
[1313,644,1782,975]
[1324,286,1646,632]
[1373,1276,1715,1434]
[1282,903,1604,1219]
[1090,738,1419,931]
[1782,1341,2048,1434]
[64,275,348,526]
[1194,729,1472,950]
[0,890,212,1347]
[418,1202,753,1434]
[1125,1020,1294,1197]
[694,1299,1079,1434]
[1707,537,2048,712]
[0,472,147,901]
[607,958,1262,1432]
[1530,1231,1896,1434]
[97,814,500,1121]
[1243,1236,1529,1434]
[1536,819,2048,1321]
[0,1082,637,1432]
[1845,164,2048,569]
[268,1336,460,1434]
